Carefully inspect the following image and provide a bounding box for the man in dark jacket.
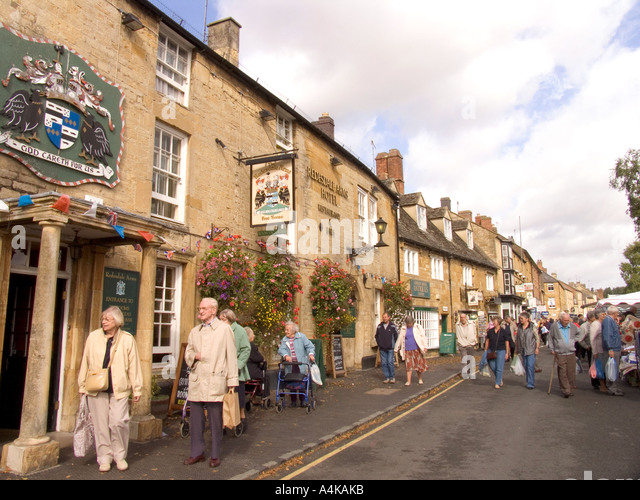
[375,312,399,384]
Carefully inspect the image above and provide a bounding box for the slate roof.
[398,208,498,270]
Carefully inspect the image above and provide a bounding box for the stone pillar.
[129,242,162,442]
[1,216,66,474]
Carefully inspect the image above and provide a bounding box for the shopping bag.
[73,394,94,457]
[309,362,323,386]
[222,389,241,429]
[482,365,491,377]
[511,355,525,376]
[606,357,618,382]
[589,362,597,379]
[594,358,605,380]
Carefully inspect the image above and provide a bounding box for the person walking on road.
[602,305,624,396]
[183,298,238,468]
[589,309,608,393]
[485,316,512,389]
[515,311,540,389]
[548,312,579,398]
[395,315,429,386]
[375,312,399,384]
[456,312,477,375]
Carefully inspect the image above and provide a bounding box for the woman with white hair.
[78,306,142,472]
[394,315,429,386]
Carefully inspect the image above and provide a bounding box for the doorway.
[0,274,66,430]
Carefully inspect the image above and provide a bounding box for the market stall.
[597,292,640,386]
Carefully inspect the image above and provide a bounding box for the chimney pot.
[312,113,335,139]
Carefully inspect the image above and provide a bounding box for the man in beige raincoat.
[183,297,238,468]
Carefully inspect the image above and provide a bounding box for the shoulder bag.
[85,333,121,392]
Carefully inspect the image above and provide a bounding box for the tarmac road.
[1,347,639,481]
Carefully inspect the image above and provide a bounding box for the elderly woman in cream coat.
[78,306,142,472]
[394,315,429,386]
[183,298,238,468]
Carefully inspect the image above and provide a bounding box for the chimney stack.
[459,210,473,221]
[207,18,241,67]
[475,214,496,232]
[376,149,405,195]
[440,197,451,211]
[312,113,335,140]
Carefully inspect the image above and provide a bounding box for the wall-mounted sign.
[410,279,430,298]
[102,267,140,335]
[250,159,294,226]
[0,24,123,187]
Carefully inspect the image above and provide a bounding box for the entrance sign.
[0,24,124,187]
[102,268,140,335]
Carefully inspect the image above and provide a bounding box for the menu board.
[169,344,189,415]
[329,335,346,378]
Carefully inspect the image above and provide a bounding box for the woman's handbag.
[222,389,241,429]
[73,394,94,457]
[486,351,497,360]
[85,333,121,392]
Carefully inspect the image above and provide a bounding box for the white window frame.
[368,196,378,245]
[547,283,555,292]
[156,28,192,106]
[153,262,183,368]
[276,114,294,151]
[357,188,368,244]
[443,218,452,240]
[417,205,427,231]
[467,229,474,249]
[152,122,187,222]
[504,272,513,295]
[486,273,494,291]
[404,248,419,275]
[463,266,473,286]
[431,256,444,280]
[414,308,440,349]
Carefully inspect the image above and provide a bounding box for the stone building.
[0,0,398,473]
[376,151,498,350]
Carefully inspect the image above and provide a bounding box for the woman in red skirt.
[394,315,429,386]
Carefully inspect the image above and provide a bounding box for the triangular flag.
[52,194,70,213]
[112,224,125,238]
[0,200,9,212]
[18,195,33,207]
[82,201,98,217]
[137,230,154,242]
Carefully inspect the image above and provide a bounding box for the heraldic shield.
[0,23,123,188]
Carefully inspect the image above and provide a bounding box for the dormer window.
[443,218,452,240]
[467,229,474,249]
[417,205,427,231]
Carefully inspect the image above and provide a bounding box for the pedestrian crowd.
[74,300,636,474]
[374,306,636,398]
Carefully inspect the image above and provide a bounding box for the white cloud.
[209,0,640,288]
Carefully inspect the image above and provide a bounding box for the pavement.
[0,352,468,481]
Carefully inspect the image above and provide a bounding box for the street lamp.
[350,217,388,257]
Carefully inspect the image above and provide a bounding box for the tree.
[610,148,640,235]
[619,241,640,292]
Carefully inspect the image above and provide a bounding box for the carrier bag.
[223,389,241,429]
[310,363,323,386]
[606,357,618,382]
[73,394,94,457]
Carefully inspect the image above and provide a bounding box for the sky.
[150,0,640,290]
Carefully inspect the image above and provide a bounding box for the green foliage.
[382,281,412,326]
[619,240,640,292]
[309,259,356,344]
[250,254,302,354]
[196,242,255,316]
[610,148,640,236]
[196,241,302,355]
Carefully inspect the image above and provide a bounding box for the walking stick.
[548,355,557,395]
